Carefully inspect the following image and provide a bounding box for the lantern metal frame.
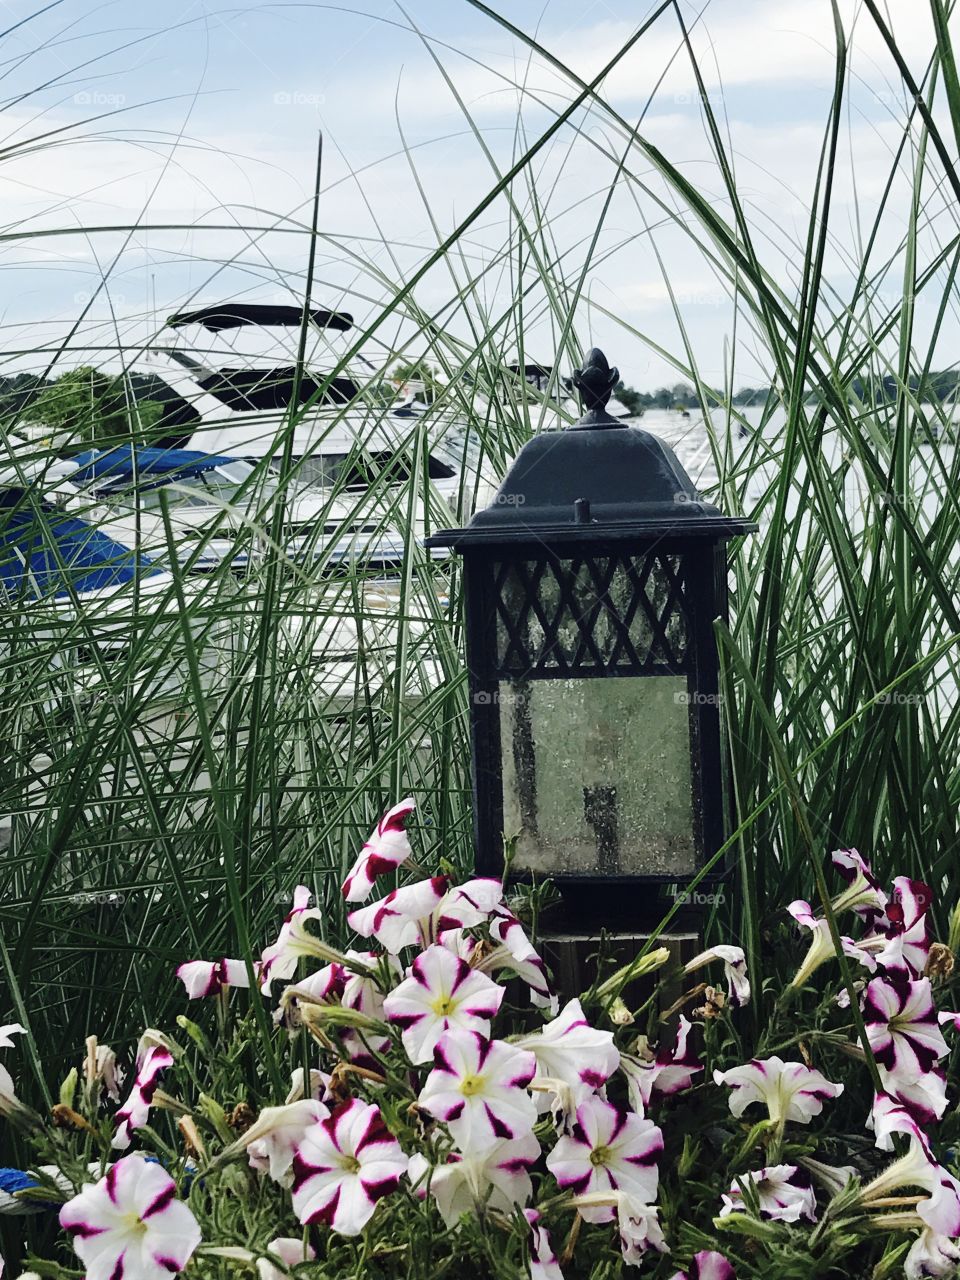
[427,349,755,927]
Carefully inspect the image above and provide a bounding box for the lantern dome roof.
[428,349,756,549]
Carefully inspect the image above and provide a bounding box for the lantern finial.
[571,348,625,429]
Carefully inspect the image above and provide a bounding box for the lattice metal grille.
[492,550,690,677]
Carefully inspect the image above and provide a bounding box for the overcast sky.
[0,0,951,389]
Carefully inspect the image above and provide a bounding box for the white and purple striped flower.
[260,886,333,990]
[713,1056,842,1125]
[291,1099,408,1236]
[348,876,503,954]
[719,1164,816,1222]
[831,848,887,922]
[383,944,504,1064]
[877,1066,948,1126]
[176,957,256,999]
[864,976,948,1079]
[861,1135,960,1236]
[515,999,618,1121]
[905,1227,960,1279]
[341,798,416,903]
[616,1196,667,1264]
[408,1130,540,1227]
[239,1099,330,1184]
[786,901,875,988]
[256,1238,316,1280]
[488,907,556,1010]
[683,945,750,1007]
[864,878,932,978]
[545,1095,662,1223]
[417,1029,537,1153]
[620,1016,701,1112]
[60,1156,201,1280]
[524,1209,564,1280]
[339,952,393,1072]
[670,1251,736,1280]
[112,1047,174,1150]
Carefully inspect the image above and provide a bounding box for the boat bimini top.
[166,304,354,332]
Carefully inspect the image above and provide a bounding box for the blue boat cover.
[70,446,240,487]
[0,489,162,600]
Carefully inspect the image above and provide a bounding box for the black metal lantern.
[427,350,756,929]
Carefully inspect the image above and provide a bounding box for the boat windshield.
[196,368,360,411]
[291,451,455,490]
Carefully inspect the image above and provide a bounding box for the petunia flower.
[60,1156,201,1280]
[260,886,342,990]
[408,1130,540,1227]
[786,901,874,988]
[670,1251,736,1280]
[338,951,394,1071]
[0,1025,25,1049]
[342,797,416,903]
[112,1047,174,1150]
[545,1095,662,1223]
[348,876,503,954]
[256,1238,317,1280]
[616,1195,667,1264]
[291,1099,408,1235]
[860,878,932,979]
[860,1121,960,1236]
[620,1016,701,1112]
[524,1209,564,1280]
[713,1056,842,1125]
[383,944,504,1064]
[417,1028,537,1153]
[488,907,556,1010]
[904,1227,960,1279]
[831,848,887,922]
[515,999,619,1109]
[864,976,948,1079]
[683,945,750,1007]
[719,1164,816,1222]
[234,1099,329,1184]
[176,957,256,999]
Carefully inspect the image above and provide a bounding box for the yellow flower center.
[120,1212,148,1236]
[431,994,457,1017]
[590,1146,611,1168]
[459,1074,485,1097]
[341,1155,362,1174]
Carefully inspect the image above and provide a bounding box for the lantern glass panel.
[498,675,698,878]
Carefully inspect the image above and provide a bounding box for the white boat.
[49,446,407,573]
[142,303,497,538]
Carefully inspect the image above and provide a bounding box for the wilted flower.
[864,976,948,1078]
[291,1099,408,1235]
[615,1195,667,1263]
[82,1037,123,1104]
[60,1156,201,1280]
[383,944,503,1064]
[408,1130,539,1227]
[256,1238,316,1280]
[683,945,750,1007]
[713,1056,843,1124]
[235,1099,329,1184]
[522,1209,564,1280]
[620,1016,701,1112]
[112,1047,173,1150]
[176,957,257,999]
[719,1164,816,1222]
[546,1095,662,1223]
[417,1029,537,1152]
[341,797,416,903]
